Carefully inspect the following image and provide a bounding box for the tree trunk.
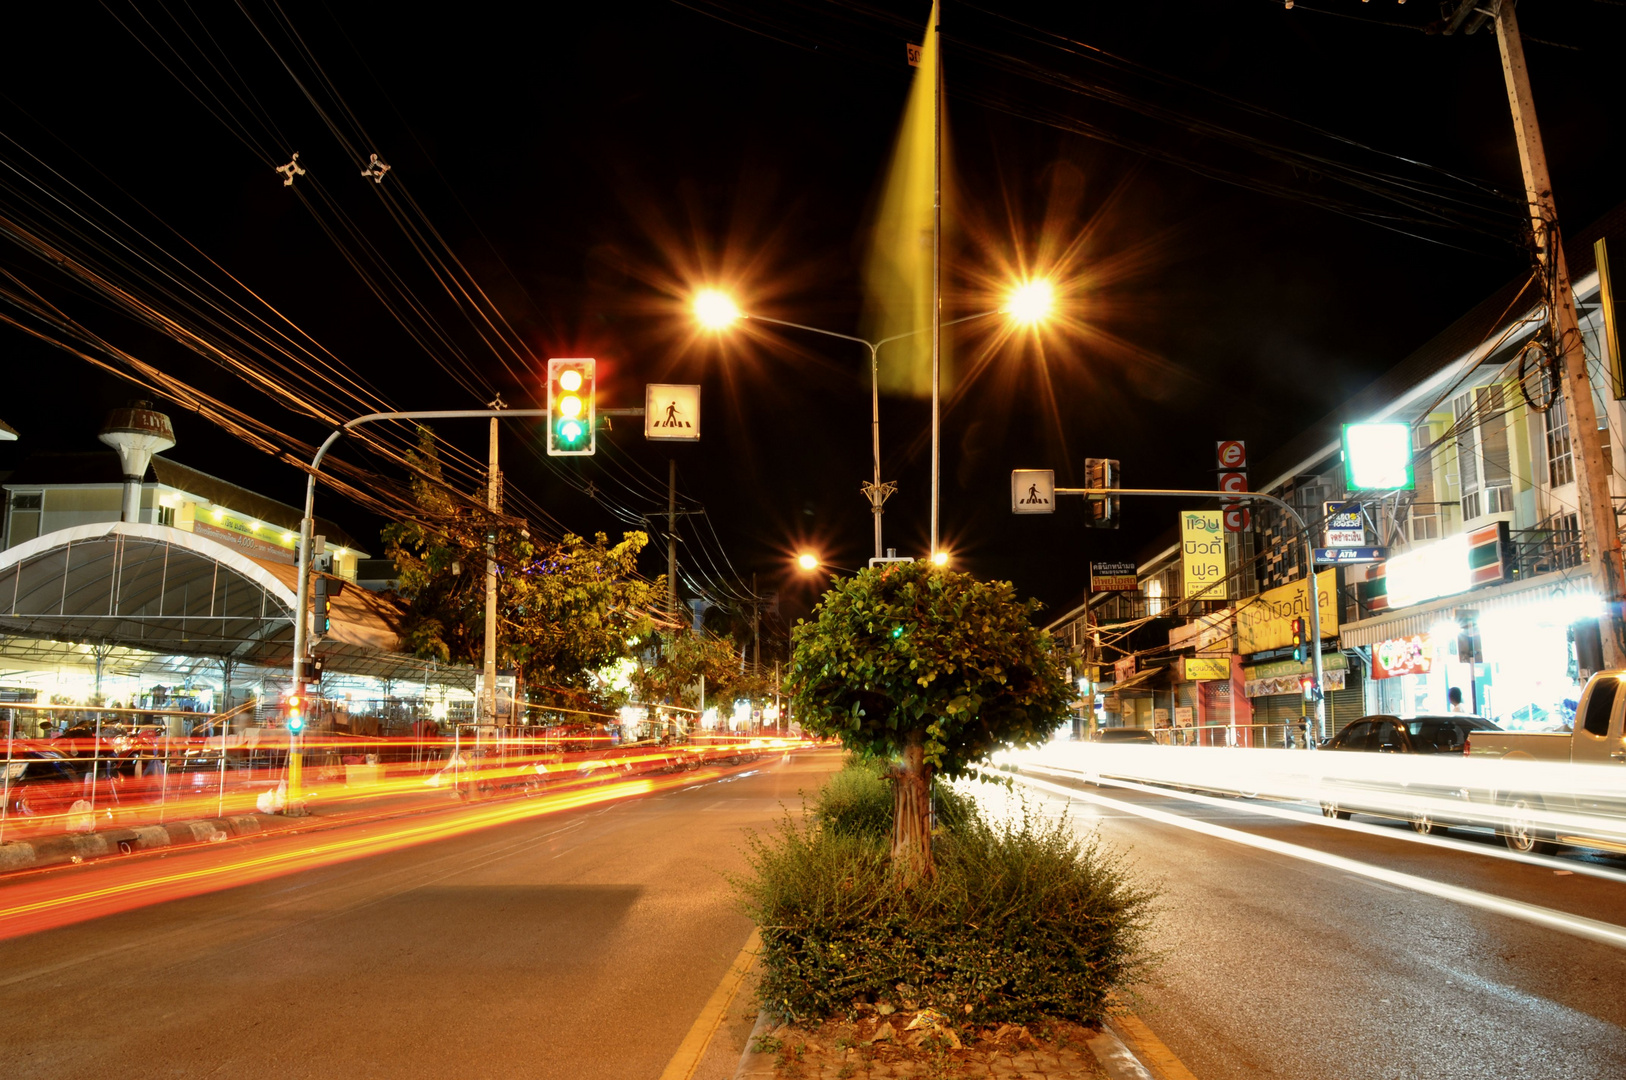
[891,728,935,881]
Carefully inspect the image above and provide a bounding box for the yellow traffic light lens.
[561,395,582,418]
[559,369,583,392]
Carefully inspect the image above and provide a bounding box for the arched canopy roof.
[0,522,443,683]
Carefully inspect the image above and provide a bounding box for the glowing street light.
[796,553,820,572]
[693,289,742,330]
[1005,278,1054,325]
[930,551,949,567]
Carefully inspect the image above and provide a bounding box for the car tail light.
[1463,737,1471,756]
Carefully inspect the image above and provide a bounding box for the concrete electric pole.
[1486,1,1626,667]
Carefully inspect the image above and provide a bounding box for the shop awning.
[0,521,459,684]
[1339,567,1597,647]
[1104,665,1166,696]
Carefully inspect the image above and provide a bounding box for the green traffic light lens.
[561,420,583,443]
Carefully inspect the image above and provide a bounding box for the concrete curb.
[729,1009,1175,1080]
[732,1010,779,1080]
[0,811,279,874]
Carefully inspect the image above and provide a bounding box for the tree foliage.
[380,428,661,698]
[789,562,1072,876]
[631,630,744,709]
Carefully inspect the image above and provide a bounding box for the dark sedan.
[1319,713,1503,833]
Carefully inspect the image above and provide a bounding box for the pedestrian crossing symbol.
[644,384,701,442]
[1011,469,1056,514]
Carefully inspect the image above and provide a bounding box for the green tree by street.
[380,428,662,703]
[790,561,1073,879]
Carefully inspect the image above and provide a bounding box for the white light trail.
[1006,771,1626,952]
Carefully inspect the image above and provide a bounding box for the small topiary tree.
[789,561,1072,880]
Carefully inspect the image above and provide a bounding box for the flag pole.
[929,1,942,558]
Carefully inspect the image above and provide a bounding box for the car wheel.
[1320,800,1351,821]
[1409,811,1443,836]
[1500,796,1557,855]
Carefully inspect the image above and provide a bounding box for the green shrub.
[739,777,1156,1025]
[812,756,977,841]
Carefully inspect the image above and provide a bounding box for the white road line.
[1011,772,1626,952]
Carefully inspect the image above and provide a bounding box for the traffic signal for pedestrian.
[288,691,305,734]
[1300,675,1316,701]
[547,358,596,456]
[1290,617,1305,662]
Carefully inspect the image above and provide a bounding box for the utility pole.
[752,571,761,675]
[1489,1,1626,667]
[668,459,679,622]
[483,398,504,731]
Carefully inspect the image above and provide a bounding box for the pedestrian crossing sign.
[1011,469,1055,514]
[645,384,701,441]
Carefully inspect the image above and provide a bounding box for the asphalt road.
[0,749,840,1080]
[996,769,1626,1080]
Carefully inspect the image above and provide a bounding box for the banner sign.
[1324,502,1365,547]
[1244,653,1349,680]
[1090,560,1139,592]
[1184,656,1231,681]
[1181,510,1227,600]
[1235,569,1339,654]
[1173,706,1195,728]
[1168,609,1233,652]
[1373,634,1433,679]
[1113,656,1137,682]
[1245,670,1348,698]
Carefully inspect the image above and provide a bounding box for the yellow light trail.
[0,760,765,941]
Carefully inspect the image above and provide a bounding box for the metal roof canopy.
[0,522,460,685]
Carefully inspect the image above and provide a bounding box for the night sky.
[3,1,1623,655]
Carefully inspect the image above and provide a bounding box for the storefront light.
[1430,620,1461,642]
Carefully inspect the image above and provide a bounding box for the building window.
[1146,578,1163,616]
[1408,424,1438,542]
[5,490,44,548]
[157,505,175,527]
[1546,393,1574,487]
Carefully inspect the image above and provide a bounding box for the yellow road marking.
[659,928,761,1080]
[1111,1010,1200,1080]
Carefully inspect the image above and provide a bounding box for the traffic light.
[1084,457,1120,529]
[287,691,305,734]
[1290,617,1305,663]
[312,552,334,634]
[1300,675,1316,701]
[547,357,596,456]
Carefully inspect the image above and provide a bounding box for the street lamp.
[796,552,820,572]
[697,289,1018,561]
[1005,279,1054,326]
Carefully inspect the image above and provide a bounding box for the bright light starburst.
[1005,279,1054,325]
[796,553,820,572]
[693,289,742,330]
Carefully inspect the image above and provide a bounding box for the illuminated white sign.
[1383,534,1470,609]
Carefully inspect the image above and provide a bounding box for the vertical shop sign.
[1182,510,1227,600]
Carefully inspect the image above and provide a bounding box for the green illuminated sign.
[1341,423,1414,491]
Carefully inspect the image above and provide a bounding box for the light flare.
[693,289,742,330]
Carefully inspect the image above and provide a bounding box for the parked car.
[1090,727,1161,744]
[1466,671,1626,854]
[1319,714,1502,833]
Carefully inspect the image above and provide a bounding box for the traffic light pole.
[1057,485,1328,746]
[291,408,552,737]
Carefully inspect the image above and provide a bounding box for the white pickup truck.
[1466,670,1626,854]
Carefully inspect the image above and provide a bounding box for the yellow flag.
[863,0,946,398]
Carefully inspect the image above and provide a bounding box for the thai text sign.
[1235,569,1339,654]
[1373,634,1433,679]
[1184,656,1231,681]
[1090,560,1139,592]
[1181,511,1227,600]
